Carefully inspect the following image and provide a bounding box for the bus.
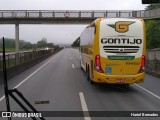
[80,18,146,84]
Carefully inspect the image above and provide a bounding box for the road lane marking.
[14,59,55,89]
[70,57,72,60]
[134,83,160,100]
[0,96,5,102]
[72,64,75,69]
[0,55,56,102]
[79,92,91,120]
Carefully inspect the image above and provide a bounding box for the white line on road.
[0,55,55,102]
[0,96,5,102]
[134,83,160,100]
[79,92,91,120]
[72,64,75,69]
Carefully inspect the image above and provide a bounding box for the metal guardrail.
[0,9,160,20]
[0,49,54,70]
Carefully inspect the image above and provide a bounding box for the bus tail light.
[95,55,104,73]
[139,55,146,73]
[141,55,145,70]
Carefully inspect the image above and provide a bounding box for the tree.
[145,4,160,49]
[71,37,80,47]
[37,38,47,48]
[142,0,160,4]
[23,42,33,49]
[145,4,160,10]
[145,20,160,49]
[54,45,61,50]
[47,43,54,48]
[41,38,47,43]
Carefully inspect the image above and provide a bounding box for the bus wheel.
[87,67,94,85]
[89,78,94,85]
[80,61,83,70]
[81,66,83,70]
[125,84,130,88]
[87,67,90,81]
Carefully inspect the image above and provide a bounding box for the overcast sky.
[0,0,147,45]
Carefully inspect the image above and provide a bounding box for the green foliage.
[54,45,60,50]
[37,39,47,48]
[0,38,15,48]
[144,4,160,49]
[37,38,55,48]
[0,37,56,52]
[0,38,32,49]
[71,37,80,47]
[145,4,160,10]
[47,43,54,48]
[145,20,160,49]
[23,42,33,49]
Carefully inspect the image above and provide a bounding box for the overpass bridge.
[0,9,160,24]
[0,9,160,64]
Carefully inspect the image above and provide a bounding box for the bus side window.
[90,23,96,34]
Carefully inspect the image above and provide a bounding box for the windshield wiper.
[2,37,45,120]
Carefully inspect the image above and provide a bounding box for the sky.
[0,0,147,45]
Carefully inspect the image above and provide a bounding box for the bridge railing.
[0,49,54,70]
[136,8,160,18]
[0,9,159,19]
[0,10,132,18]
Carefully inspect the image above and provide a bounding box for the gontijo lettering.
[101,38,142,44]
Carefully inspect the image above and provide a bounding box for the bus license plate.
[116,79,124,83]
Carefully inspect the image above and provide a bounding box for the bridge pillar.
[15,22,19,65]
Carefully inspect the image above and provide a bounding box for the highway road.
[0,48,160,120]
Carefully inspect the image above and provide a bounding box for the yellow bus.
[80,18,146,84]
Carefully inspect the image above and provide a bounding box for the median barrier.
[0,48,62,83]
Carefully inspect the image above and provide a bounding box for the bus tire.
[87,66,90,81]
[87,67,94,85]
[80,60,83,70]
[89,78,94,85]
[81,66,83,70]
